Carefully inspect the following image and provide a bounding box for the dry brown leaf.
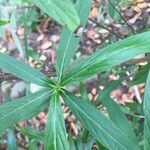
[133,6,142,13]
[128,12,142,24]
[41,41,52,50]
[87,30,95,39]
[70,122,78,136]
[37,34,44,42]
[91,7,99,18]
[88,93,93,101]
[136,0,145,3]
[137,2,148,9]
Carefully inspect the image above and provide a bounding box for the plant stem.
[24,8,28,61]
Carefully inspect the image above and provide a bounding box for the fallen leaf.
[41,41,52,50]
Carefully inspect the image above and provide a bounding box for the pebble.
[50,35,59,43]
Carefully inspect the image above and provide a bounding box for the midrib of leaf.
[53,95,57,150]
[57,132,64,149]
[58,33,73,81]
[58,0,91,81]
[0,90,52,119]
[58,2,83,81]
[61,41,150,85]
[0,55,51,86]
[63,93,128,150]
[3,60,45,82]
[9,28,25,58]
[47,92,57,150]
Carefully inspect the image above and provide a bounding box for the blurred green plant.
[0,0,150,150]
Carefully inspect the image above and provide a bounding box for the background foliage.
[0,0,150,149]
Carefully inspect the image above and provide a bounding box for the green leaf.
[130,64,150,86]
[56,28,80,80]
[62,91,140,150]
[0,89,52,135]
[0,20,8,26]
[95,79,122,105]
[0,53,54,87]
[79,82,88,100]
[9,11,17,29]
[125,102,143,115]
[144,70,150,149]
[75,0,92,26]
[103,96,138,144]
[74,135,95,150]
[44,92,69,150]
[96,80,138,145]
[21,128,44,141]
[108,0,117,18]
[61,31,150,85]
[56,0,92,80]
[69,136,76,150]
[28,140,38,150]
[97,141,108,150]
[8,27,25,58]
[27,49,43,64]
[27,0,80,32]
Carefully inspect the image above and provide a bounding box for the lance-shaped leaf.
[8,27,25,58]
[21,128,44,141]
[28,140,38,150]
[44,93,69,150]
[102,96,138,145]
[60,31,150,85]
[62,91,140,150]
[0,20,9,26]
[130,64,150,86]
[95,79,123,105]
[27,0,80,32]
[0,89,52,135]
[56,0,92,80]
[144,70,150,149]
[96,80,138,145]
[108,0,117,18]
[0,53,54,87]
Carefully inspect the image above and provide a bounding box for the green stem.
[24,10,28,60]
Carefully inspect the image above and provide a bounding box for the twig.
[133,85,142,104]
[24,10,28,60]
[89,18,122,39]
[107,0,136,35]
